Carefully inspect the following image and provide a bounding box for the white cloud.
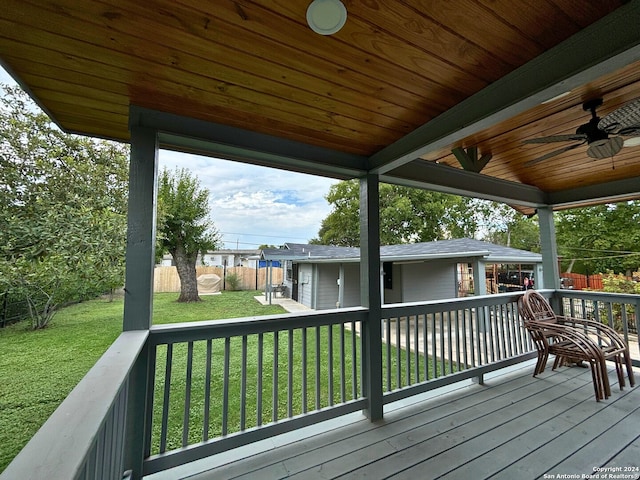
[159,150,338,248]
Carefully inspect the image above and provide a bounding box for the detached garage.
[262,239,543,310]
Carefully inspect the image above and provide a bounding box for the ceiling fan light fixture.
[587,136,624,159]
[590,138,609,148]
[306,0,347,35]
[624,136,640,147]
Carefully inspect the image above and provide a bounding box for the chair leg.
[623,352,635,387]
[533,354,544,377]
[552,354,563,370]
[588,361,603,401]
[599,358,611,399]
[537,351,549,375]
[597,358,611,400]
[614,355,624,389]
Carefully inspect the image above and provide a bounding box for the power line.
[562,252,640,261]
[559,246,638,254]
[220,238,279,248]
[219,231,311,241]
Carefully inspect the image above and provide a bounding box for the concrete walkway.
[254,294,311,313]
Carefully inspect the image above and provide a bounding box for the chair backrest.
[520,290,557,324]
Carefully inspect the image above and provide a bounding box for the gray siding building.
[262,239,543,310]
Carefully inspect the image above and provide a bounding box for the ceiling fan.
[523,97,640,166]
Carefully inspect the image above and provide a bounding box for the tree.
[312,180,479,246]
[0,84,129,328]
[157,168,221,302]
[555,202,640,275]
[478,202,540,252]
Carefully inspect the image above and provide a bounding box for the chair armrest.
[556,315,628,351]
[528,320,606,361]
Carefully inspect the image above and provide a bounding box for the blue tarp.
[258,260,281,268]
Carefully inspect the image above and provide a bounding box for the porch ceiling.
[2,1,640,214]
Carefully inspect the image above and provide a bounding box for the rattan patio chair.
[519,295,608,400]
[519,290,635,401]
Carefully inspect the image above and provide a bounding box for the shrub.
[225,272,242,291]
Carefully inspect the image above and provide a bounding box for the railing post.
[360,174,383,421]
[123,342,152,480]
[635,298,640,356]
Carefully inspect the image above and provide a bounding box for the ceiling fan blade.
[523,134,586,144]
[524,142,585,166]
[617,125,640,136]
[598,98,640,133]
[587,136,624,159]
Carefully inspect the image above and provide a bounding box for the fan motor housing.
[576,117,608,145]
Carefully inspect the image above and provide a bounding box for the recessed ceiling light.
[306,0,347,35]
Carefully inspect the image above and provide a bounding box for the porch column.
[338,263,345,308]
[537,206,560,290]
[122,125,158,479]
[360,174,383,421]
[473,260,487,296]
[123,126,159,331]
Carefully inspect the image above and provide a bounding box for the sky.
[1,66,339,249]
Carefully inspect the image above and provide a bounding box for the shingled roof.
[262,239,541,264]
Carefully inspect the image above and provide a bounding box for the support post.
[473,261,487,296]
[122,124,158,479]
[538,206,561,312]
[537,206,560,291]
[123,125,158,331]
[360,174,383,421]
[338,263,345,308]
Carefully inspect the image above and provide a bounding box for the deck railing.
[4,290,639,480]
[381,292,536,404]
[142,308,368,476]
[142,293,540,474]
[0,330,148,480]
[555,289,640,366]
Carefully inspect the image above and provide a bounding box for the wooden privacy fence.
[154,266,284,293]
[561,272,604,290]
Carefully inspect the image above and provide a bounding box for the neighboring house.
[159,249,261,268]
[262,239,543,310]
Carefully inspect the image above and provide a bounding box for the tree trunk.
[172,244,201,302]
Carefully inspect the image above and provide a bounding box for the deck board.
[149,362,639,480]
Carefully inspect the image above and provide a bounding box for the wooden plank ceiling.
[1,0,639,213]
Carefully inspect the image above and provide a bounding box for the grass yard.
[0,291,285,473]
[0,291,440,472]
[149,324,364,453]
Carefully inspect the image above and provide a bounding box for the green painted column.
[537,206,560,291]
[122,124,158,479]
[123,125,158,331]
[473,261,487,296]
[360,173,383,421]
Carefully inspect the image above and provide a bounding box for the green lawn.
[0,291,285,473]
[149,324,365,453]
[0,291,438,472]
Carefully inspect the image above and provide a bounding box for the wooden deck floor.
[147,361,640,480]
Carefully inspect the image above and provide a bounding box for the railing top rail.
[0,330,149,480]
[382,291,525,317]
[555,289,640,303]
[149,307,368,344]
